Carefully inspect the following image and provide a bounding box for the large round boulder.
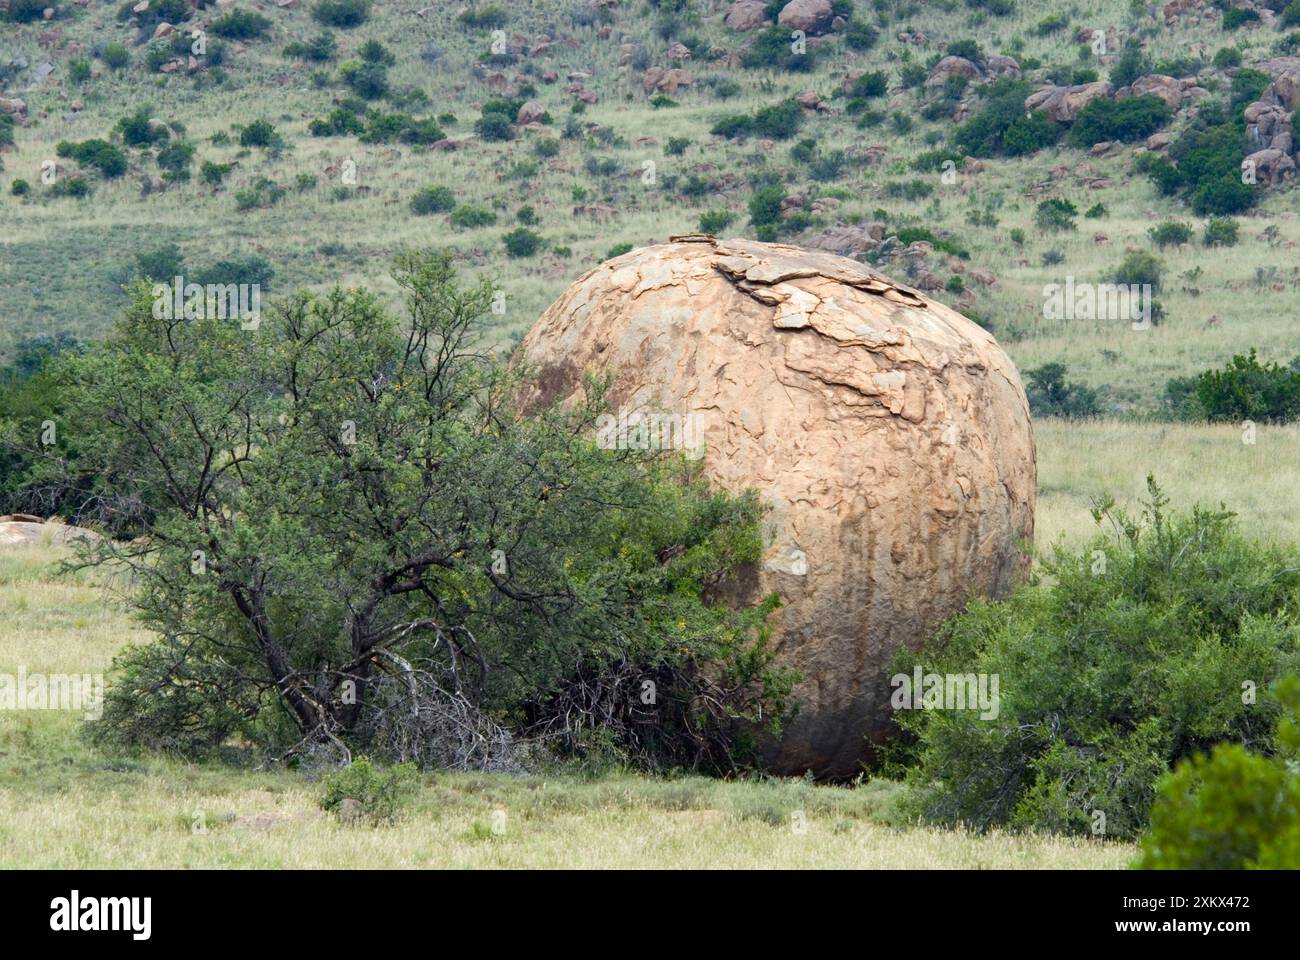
[515,236,1035,777]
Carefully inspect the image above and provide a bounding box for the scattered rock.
[723,0,771,31]
[777,0,833,34]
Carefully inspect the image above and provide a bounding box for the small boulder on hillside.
[777,0,833,33]
[723,0,771,31]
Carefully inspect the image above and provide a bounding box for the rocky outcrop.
[0,519,100,548]
[515,237,1036,778]
[1024,81,1113,123]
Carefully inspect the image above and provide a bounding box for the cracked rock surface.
[516,237,1036,777]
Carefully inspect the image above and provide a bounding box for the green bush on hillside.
[953,80,1062,157]
[1067,95,1171,147]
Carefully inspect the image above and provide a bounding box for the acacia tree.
[62,251,792,771]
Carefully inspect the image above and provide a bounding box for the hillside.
[2,0,1299,417]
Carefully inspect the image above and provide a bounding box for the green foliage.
[741,25,817,71]
[1068,95,1171,147]
[474,112,514,141]
[6,0,51,22]
[1034,197,1077,232]
[953,80,1061,157]
[1230,68,1271,109]
[101,43,130,71]
[1111,249,1163,291]
[457,5,509,29]
[1221,6,1260,30]
[409,185,455,215]
[848,70,887,98]
[238,120,282,151]
[894,480,1300,838]
[698,209,736,234]
[209,9,272,41]
[1213,46,1242,68]
[11,179,30,196]
[449,204,497,228]
[605,242,634,259]
[1138,679,1300,869]
[1024,363,1101,419]
[1203,216,1238,247]
[946,39,983,62]
[70,252,792,772]
[339,59,388,99]
[284,32,337,62]
[68,57,92,85]
[712,100,802,141]
[1108,43,1151,88]
[502,226,543,257]
[1192,350,1300,423]
[320,758,418,825]
[156,140,195,181]
[1148,221,1192,248]
[55,139,128,179]
[313,0,370,28]
[843,21,879,51]
[116,108,168,148]
[748,183,785,227]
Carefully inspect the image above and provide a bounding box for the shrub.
[339,59,388,99]
[1109,43,1151,88]
[101,43,130,71]
[1084,202,1106,218]
[155,140,195,181]
[848,70,887,98]
[313,0,370,28]
[320,758,418,825]
[748,183,785,227]
[68,56,92,85]
[1148,221,1192,247]
[284,32,337,62]
[1193,350,1300,423]
[502,226,543,257]
[200,161,232,186]
[449,204,497,228]
[894,480,1300,838]
[1231,68,1271,109]
[209,9,272,40]
[1203,216,1239,247]
[49,176,91,198]
[1111,249,1163,292]
[409,185,455,215]
[1137,679,1300,869]
[698,209,736,234]
[11,179,31,196]
[58,139,129,179]
[6,0,51,22]
[741,25,817,71]
[946,39,983,63]
[474,112,514,141]
[239,120,281,149]
[1222,7,1260,30]
[843,21,879,51]
[458,5,509,28]
[1213,46,1242,69]
[1034,197,1077,232]
[1068,95,1171,147]
[68,251,793,769]
[664,136,690,156]
[1024,362,1100,418]
[1285,1,1300,28]
[953,80,1061,157]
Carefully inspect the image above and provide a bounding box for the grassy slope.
[1,1,1298,411]
[0,543,1131,868]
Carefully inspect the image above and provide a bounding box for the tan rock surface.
[515,237,1035,777]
